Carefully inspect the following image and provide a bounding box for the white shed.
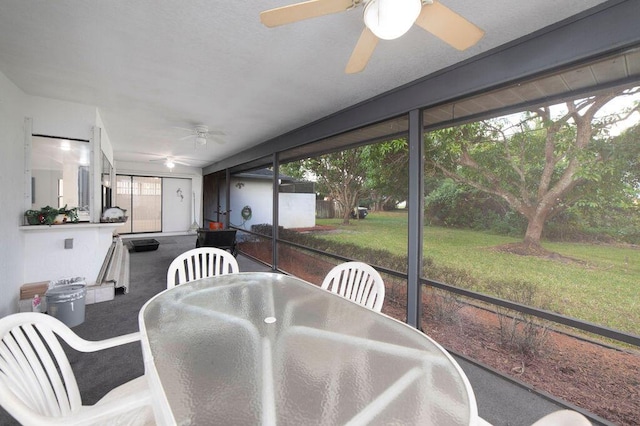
[228,169,316,231]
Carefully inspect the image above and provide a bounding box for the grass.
[316,211,640,335]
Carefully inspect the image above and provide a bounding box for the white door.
[162,178,192,232]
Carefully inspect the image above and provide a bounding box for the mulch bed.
[240,241,640,425]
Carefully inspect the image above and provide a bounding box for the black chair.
[196,229,238,256]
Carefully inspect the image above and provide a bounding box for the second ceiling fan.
[260,0,484,74]
[175,125,225,147]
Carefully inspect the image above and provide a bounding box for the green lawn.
[316,211,640,335]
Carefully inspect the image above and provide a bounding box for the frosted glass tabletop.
[139,272,478,425]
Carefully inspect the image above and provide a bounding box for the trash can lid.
[45,284,87,301]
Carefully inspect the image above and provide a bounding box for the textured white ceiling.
[0,0,609,168]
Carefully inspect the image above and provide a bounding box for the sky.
[499,87,640,137]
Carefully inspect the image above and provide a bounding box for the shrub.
[426,287,463,324]
[425,179,526,236]
[487,279,551,356]
[251,224,283,236]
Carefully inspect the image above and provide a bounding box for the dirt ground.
[240,240,640,425]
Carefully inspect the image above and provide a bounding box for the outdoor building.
[224,169,316,231]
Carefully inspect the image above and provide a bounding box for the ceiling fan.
[149,156,191,169]
[260,0,484,74]
[175,125,225,146]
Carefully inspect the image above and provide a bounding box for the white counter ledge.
[19,222,122,231]
[20,222,123,286]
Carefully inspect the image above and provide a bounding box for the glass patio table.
[139,272,479,425]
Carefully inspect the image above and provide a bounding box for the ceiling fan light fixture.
[60,140,71,151]
[364,0,422,40]
[195,135,207,145]
[165,159,175,169]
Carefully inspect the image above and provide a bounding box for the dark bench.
[195,229,238,256]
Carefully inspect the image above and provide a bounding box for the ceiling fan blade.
[414,1,484,51]
[260,0,354,28]
[345,27,379,74]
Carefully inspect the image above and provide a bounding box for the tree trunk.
[523,209,547,248]
[342,208,351,225]
[342,199,352,224]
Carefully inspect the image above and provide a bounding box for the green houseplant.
[25,205,79,225]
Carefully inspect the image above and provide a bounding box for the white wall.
[162,177,193,232]
[279,193,316,228]
[29,96,96,141]
[0,71,28,317]
[116,160,203,229]
[229,178,271,230]
[22,224,119,285]
[95,110,114,165]
[228,177,315,230]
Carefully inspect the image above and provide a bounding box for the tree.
[563,122,640,244]
[281,140,410,223]
[298,147,369,224]
[361,139,409,210]
[425,86,640,252]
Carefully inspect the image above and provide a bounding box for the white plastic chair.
[531,410,591,426]
[321,261,385,312]
[167,247,239,289]
[0,312,154,426]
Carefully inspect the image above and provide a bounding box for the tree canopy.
[279,86,639,245]
[360,140,409,210]
[425,86,640,250]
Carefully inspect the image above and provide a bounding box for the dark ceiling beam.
[205,0,640,174]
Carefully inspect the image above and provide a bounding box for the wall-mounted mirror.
[31,135,91,221]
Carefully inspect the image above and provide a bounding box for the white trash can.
[45,283,87,327]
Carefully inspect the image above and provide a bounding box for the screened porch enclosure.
[202,27,640,424]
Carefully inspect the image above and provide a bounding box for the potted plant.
[25,205,79,225]
[54,205,79,224]
[24,209,44,225]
